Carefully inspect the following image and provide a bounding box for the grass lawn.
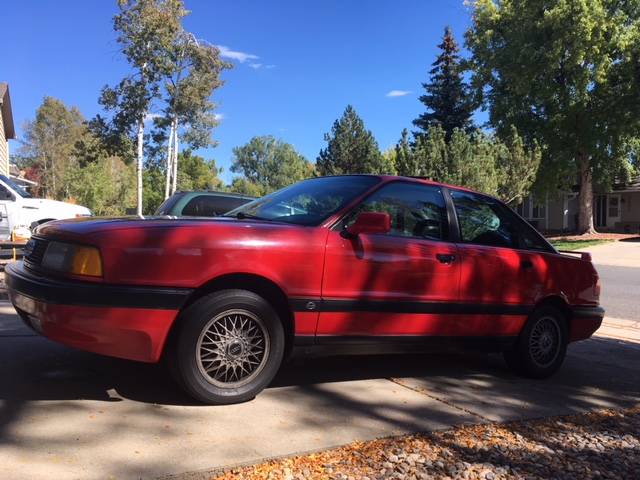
[549,239,614,251]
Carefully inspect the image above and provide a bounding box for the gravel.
[212,407,640,480]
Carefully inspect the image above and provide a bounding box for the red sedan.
[5,175,603,404]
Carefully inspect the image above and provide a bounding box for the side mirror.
[345,211,391,237]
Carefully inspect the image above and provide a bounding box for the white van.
[0,175,91,241]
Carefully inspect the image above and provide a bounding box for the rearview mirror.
[345,212,391,237]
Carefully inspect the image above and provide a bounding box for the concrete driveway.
[1,241,639,479]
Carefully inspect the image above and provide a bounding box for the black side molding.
[571,305,605,320]
[289,297,533,316]
[5,262,192,310]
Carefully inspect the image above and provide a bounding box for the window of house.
[608,196,620,218]
[343,182,449,241]
[531,201,546,220]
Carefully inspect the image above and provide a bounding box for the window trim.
[331,180,456,244]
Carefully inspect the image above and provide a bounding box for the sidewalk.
[598,317,640,343]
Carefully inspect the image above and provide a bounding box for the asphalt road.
[595,263,640,321]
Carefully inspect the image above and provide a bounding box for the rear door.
[319,181,460,338]
[449,190,549,336]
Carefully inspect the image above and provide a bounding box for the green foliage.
[394,125,539,202]
[19,97,138,215]
[153,36,231,151]
[19,97,87,198]
[230,136,314,196]
[497,126,541,204]
[394,128,421,177]
[414,26,474,140]
[142,165,166,214]
[65,157,136,216]
[317,105,392,175]
[176,149,223,191]
[466,0,640,231]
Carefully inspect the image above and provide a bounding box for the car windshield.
[0,175,33,198]
[225,176,381,226]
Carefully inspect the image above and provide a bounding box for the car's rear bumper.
[5,262,192,363]
[569,305,605,342]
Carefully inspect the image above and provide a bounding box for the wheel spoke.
[196,309,270,388]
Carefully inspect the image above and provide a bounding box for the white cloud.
[214,113,224,121]
[216,45,259,63]
[265,64,276,69]
[249,63,263,70]
[386,90,412,97]
[143,112,162,123]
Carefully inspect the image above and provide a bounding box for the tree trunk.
[171,123,179,195]
[577,153,596,234]
[136,118,144,216]
[164,121,174,200]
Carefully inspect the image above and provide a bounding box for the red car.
[6,175,603,404]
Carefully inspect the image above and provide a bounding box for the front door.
[595,195,607,228]
[319,181,460,337]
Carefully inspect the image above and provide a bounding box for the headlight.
[41,241,103,277]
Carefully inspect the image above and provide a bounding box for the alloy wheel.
[195,309,270,388]
[529,315,561,368]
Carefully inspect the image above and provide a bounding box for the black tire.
[169,289,285,404]
[503,305,568,379]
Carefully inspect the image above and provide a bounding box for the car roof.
[315,174,482,196]
[174,190,256,199]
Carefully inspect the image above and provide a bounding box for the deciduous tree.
[19,97,86,199]
[100,0,186,215]
[230,136,313,196]
[466,0,640,233]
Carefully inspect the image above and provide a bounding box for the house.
[516,178,640,234]
[0,83,15,176]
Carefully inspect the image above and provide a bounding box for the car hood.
[34,215,296,240]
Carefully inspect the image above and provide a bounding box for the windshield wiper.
[223,211,271,221]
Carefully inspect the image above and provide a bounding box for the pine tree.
[413,27,473,140]
[317,105,387,175]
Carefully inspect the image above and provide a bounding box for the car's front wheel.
[504,305,568,378]
[170,289,285,404]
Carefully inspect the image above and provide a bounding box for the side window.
[344,182,449,241]
[451,190,551,251]
[451,190,518,248]
[182,196,226,217]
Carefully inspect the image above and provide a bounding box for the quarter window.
[344,182,449,241]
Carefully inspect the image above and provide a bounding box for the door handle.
[521,259,534,270]
[436,253,456,264]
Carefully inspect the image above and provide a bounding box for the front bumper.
[569,305,605,341]
[5,262,193,363]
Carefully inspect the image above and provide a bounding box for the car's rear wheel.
[170,289,285,404]
[503,305,568,378]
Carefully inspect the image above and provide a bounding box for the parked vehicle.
[0,175,91,241]
[5,175,603,404]
[155,191,255,217]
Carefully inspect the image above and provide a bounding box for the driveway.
[1,241,639,479]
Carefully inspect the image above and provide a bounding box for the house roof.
[0,83,16,140]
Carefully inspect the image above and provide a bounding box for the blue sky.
[5,0,475,183]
